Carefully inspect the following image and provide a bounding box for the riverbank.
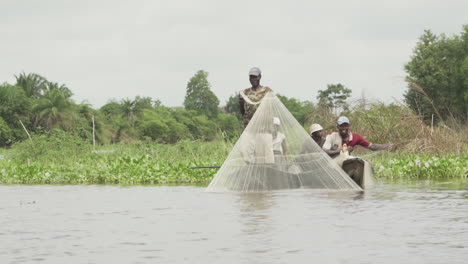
[0,140,466,185]
[0,140,228,185]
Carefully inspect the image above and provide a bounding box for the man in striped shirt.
[239,67,273,128]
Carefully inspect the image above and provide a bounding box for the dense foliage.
[0,136,465,185]
[404,25,468,122]
[316,83,352,115]
[0,137,230,184]
[183,70,220,119]
[0,71,244,146]
[277,94,315,125]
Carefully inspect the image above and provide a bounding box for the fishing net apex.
[207,92,361,192]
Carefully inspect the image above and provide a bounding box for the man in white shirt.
[323,116,394,158]
[272,117,287,155]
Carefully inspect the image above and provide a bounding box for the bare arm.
[323,149,341,158]
[239,94,245,116]
[368,143,394,151]
[282,140,288,155]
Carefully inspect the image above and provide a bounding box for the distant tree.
[44,81,72,95]
[0,83,32,141]
[307,99,337,133]
[32,86,74,130]
[277,94,315,125]
[404,25,468,122]
[138,107,194,143]
[316,83,352,115]
[72,102,112,144]
[192,115,217,140]
[183,70,219,119]
[15,72,48,98]
[0,117,13,146]
[100,100,123,117]
[133,96,154,117]
[217,113,242,139]
[224,93,242,120]
[76,102,94,121]
[120,98,135,121]
[112,116,131,143]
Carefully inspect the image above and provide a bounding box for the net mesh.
[207,92,361,192]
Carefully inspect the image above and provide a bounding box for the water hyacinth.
[0,141,230,185]
[373,154,468,179]
[0,140,466,184]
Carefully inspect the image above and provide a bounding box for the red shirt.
[327,131,371,148]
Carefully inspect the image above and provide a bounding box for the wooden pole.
[92,115,96,151]
[431,114,434,135]
[190,166,221,169]
[18,119,32,141]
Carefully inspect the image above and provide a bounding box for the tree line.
[0,69,349,146]
[404,25,468,123]
[1,25,466,147]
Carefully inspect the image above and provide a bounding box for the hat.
[248,67,261,76]
[337,116,350,125]
[273,117,281,125]
[309,123,323,134]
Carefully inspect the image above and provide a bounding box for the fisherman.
[239,67,274,128]
[322,116,394,158]
[309,123,325,147]
[272,117,287,155]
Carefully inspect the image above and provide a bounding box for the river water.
[1,181,467,264]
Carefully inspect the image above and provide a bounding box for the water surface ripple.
[0,182,467,264]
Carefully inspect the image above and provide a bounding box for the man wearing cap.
[323,116,394,158]
[239,67,273,128]
[310,123,325,148]
[272,117,287,155]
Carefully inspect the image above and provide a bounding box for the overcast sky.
[1,0,467,108]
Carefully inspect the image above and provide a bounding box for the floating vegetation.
[0,138,231,185]
[372,154,468,179]
[0,132,466,185]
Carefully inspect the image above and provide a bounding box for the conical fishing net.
[207,92,361,192]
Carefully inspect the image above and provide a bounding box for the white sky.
[1,0,467,108]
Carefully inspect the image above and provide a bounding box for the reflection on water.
[0,180,467,264]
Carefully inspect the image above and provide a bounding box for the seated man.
[323,116,394,158]
[309,123,325,148]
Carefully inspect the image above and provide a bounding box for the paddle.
[190,166,221,169]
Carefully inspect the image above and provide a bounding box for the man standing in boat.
[239,67,273,128]
[322,116,394,158]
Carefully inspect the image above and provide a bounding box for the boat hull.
[342,158,376,189]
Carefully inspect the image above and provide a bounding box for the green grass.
[0,138,232,185]
[0,131,466,185]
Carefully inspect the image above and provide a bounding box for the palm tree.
[32,88,75,130]
[77,102,94,120]
[14,72,48,98]
[120,98,136,126]
[44,81,73,95]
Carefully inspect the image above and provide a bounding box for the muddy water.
[1,181,467,263]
